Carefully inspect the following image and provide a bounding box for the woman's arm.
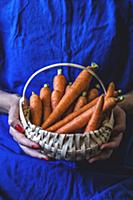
[0,90,19,113]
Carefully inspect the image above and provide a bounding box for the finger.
[19,144,49,160]
[10,127,40,149]
[89,149,113,163]
[113,107,126,134]
[101,132,123,150]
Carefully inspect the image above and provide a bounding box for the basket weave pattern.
[25,122,112,161]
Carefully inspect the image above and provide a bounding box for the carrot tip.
[44,84,49,88]
[91,62,99,69]
[82,91,87,97]
[32,91,36,95]
[95,84,100,89]
[117,96,124,102]
[69,82,72,86]
[118,89,122,94]
[57,69,63,75]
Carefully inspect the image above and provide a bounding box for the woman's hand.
[7,93,49,160]
[88,106,126,163]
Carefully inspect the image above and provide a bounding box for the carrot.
[30,92,42,126]
[63,82,74,116]
[85,95,104,132]
[40,84,52,121]
[56,96,120,134]
[51,90,62,110]
[114,90,122,97]
[42,64,98,129]
[53,69,67,95]
[105,82,115,99]
[73,91,87,112]
[65,82,72,93]
[51,69,67,110]
[46,97,99,132]
[87,84,100,102]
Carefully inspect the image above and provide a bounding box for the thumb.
[8,105,24,133]
[8,103,21,126]
[8,104,19,125]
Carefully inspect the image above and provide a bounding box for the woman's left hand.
[88,106,126,163]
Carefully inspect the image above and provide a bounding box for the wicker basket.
[19,63,114,161]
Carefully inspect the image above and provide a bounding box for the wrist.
[9,94,20,110]
[0,91,20,114]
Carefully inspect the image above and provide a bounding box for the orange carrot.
[56,96,120,134]
[73,91,87,112]
[105,82,115,99]
[51,69,67,110]
[88,84,100,102]
[85,95,104,132]
[65,82,72,93]
[42,64,97,129]
[30,92,42,126]
[63,82,74,116]
[51,90,62,110]
[40,84,52,121]
[46,97,99,132]
[53,69,67,95]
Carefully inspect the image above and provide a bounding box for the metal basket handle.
[22,63,106,98]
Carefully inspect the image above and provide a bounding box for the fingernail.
[15,124,24,133]
[32,145,40,149]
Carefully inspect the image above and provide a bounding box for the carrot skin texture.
[88,87,99,103]
[47,88,115,132]
[105,82,115,99]
[46,97,99,132]
[63,82,74,116]
[85,95,104,132]
[30,92,42,126]
[53,69,67,95]
[42,68,94,129]
[40,84,52,121]
[65,82,72,93]
[51,69,67,110]
[57,97,118,134]
[51,90,62,110]
[73,92,87,112]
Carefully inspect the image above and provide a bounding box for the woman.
[0,1,133,199]
[0,89,128,162]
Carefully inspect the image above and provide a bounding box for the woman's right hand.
[8,93,49,160]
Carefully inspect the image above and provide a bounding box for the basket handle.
[22,63,106,98]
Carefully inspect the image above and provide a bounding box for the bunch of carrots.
[29,65,123,134]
